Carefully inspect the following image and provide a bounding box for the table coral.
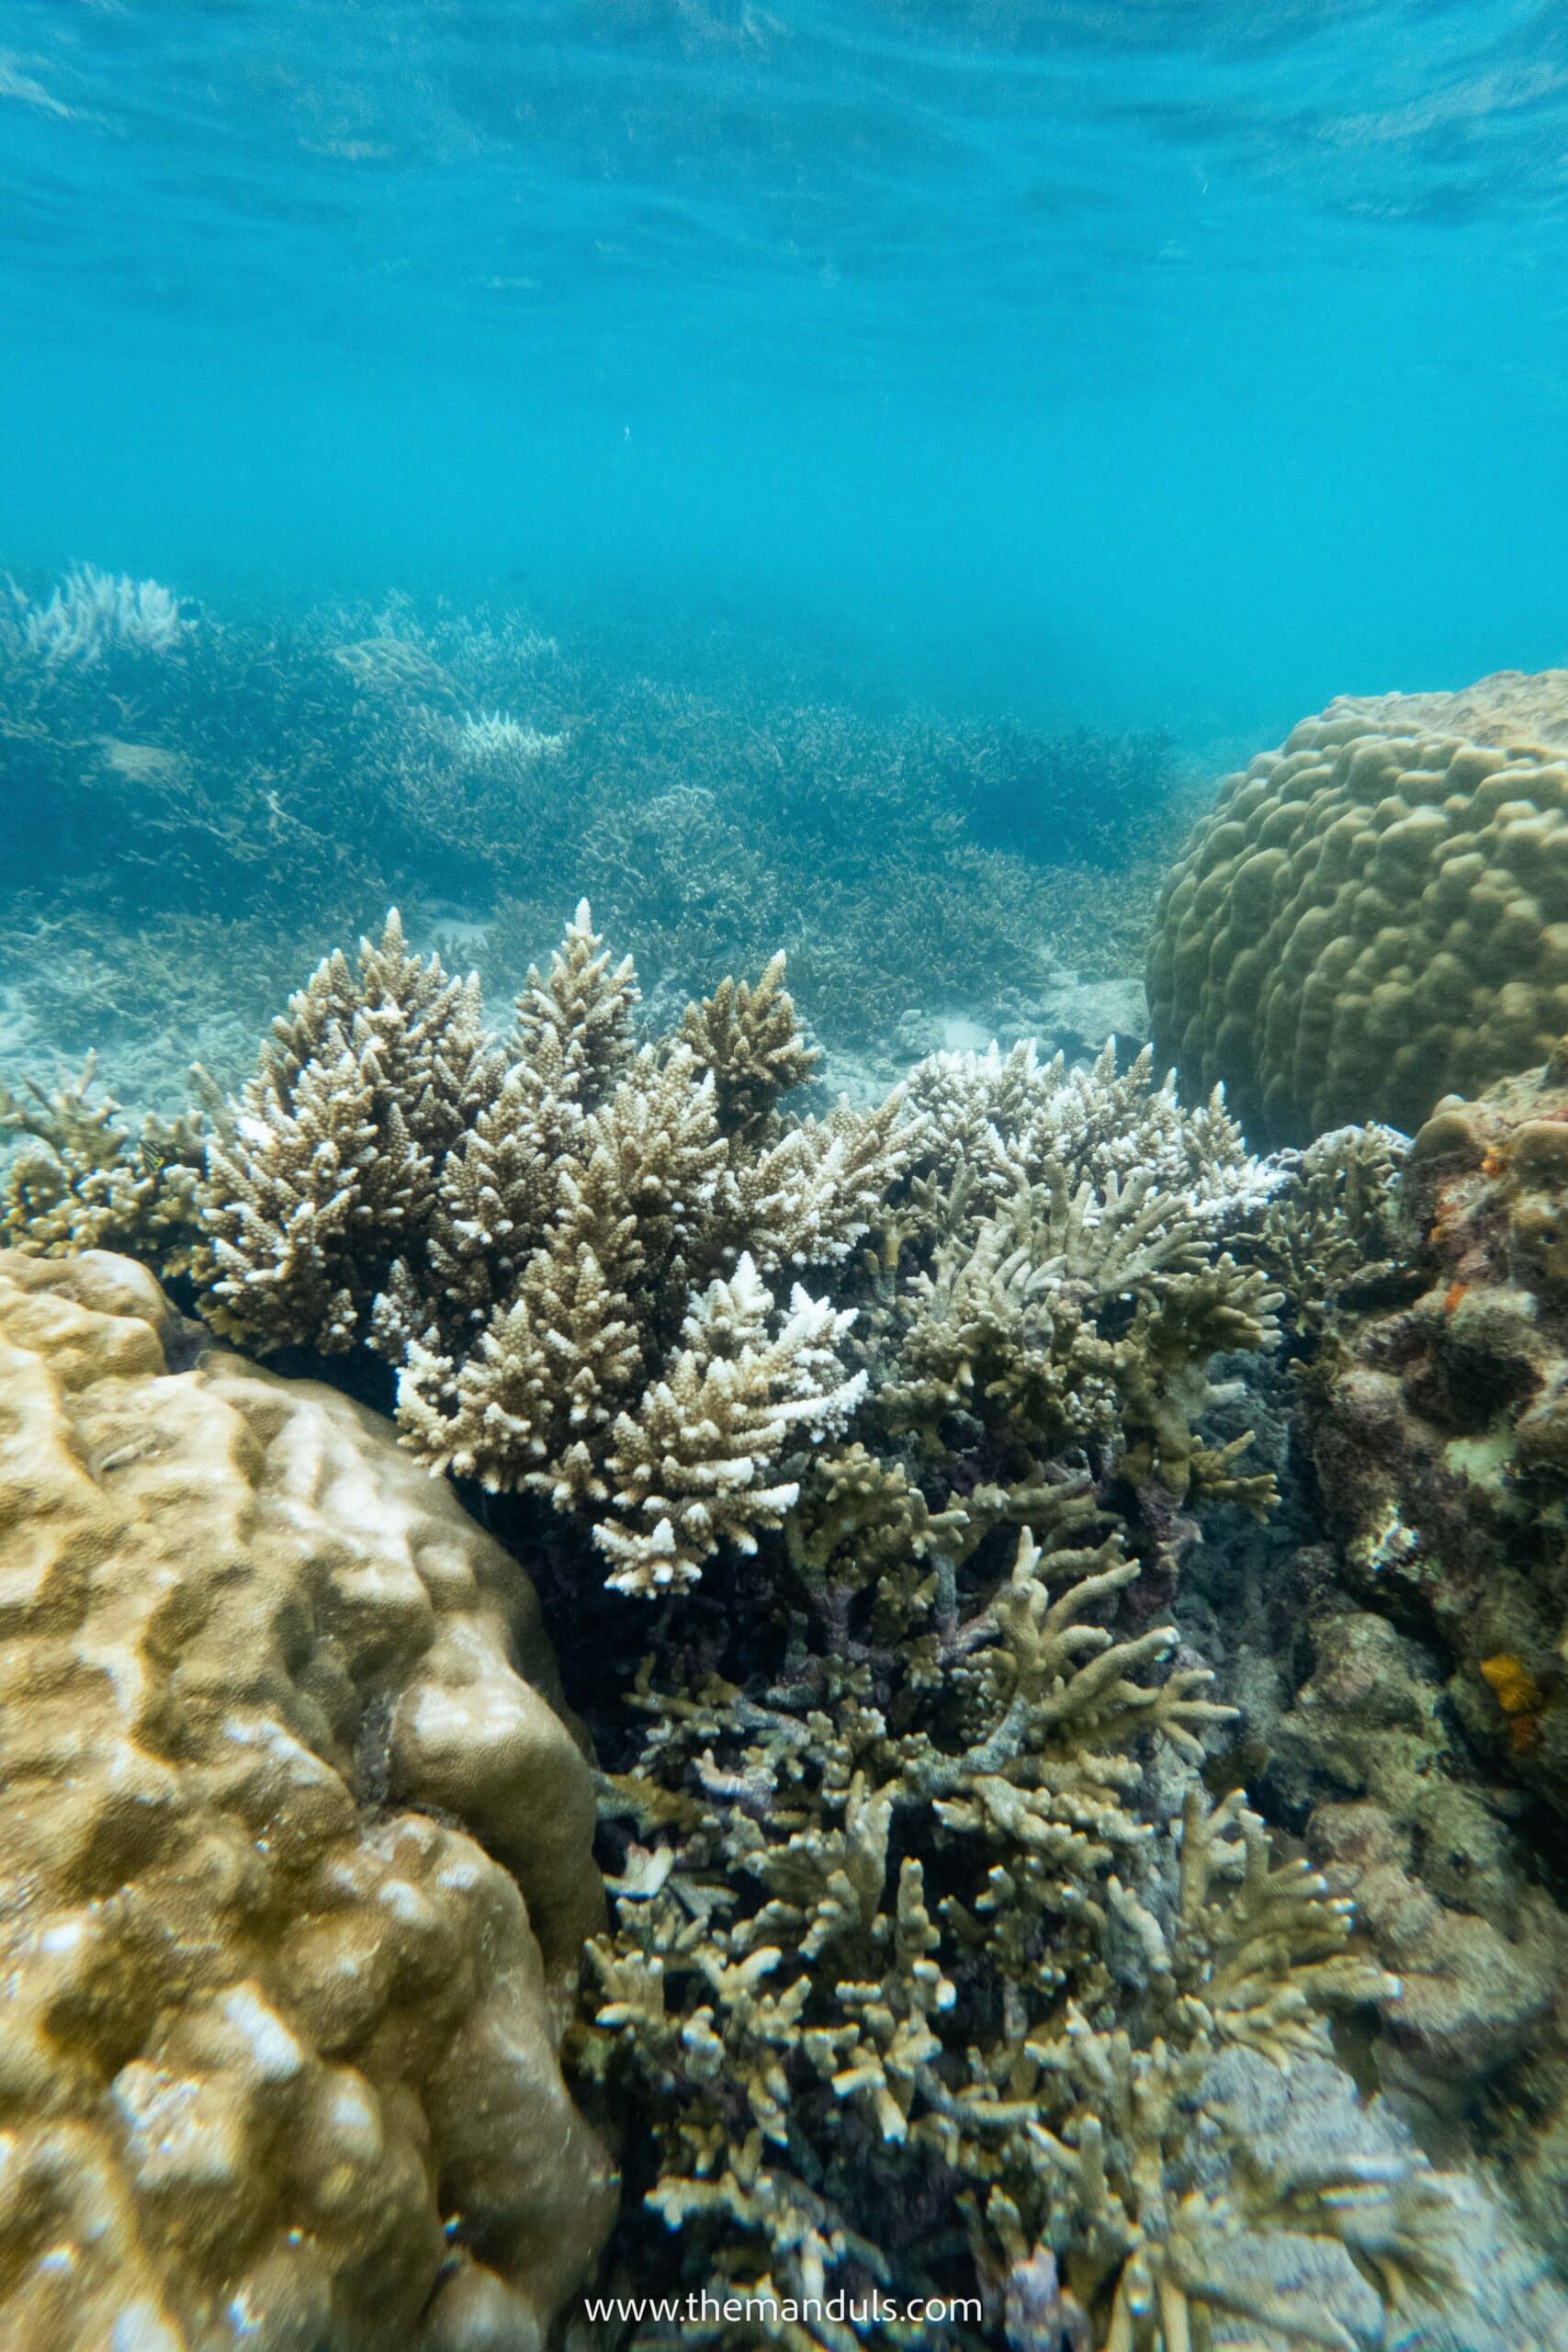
[0,1249,615,2351]
[1147,671,1568,1145]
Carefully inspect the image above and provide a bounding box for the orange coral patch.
[1443,1282,1468,1315]
[1479,1653,1545,1750]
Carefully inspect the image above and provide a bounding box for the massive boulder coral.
[1147,669,1568,1145]
[0,1250,615,2351]
[1305,1039,1568,1818]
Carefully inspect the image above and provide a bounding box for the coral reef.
[1,1057,209,1271]
[0,1248,615,2350]
[1172,1260,1568,2296]
[1269,1601,1567,2124]
[1,581,1175,1067]
[1303,1039,1568,1818]
[6,909,1528,2346]
[558,1034,1487,2350]
[575,1456,1465,2351]
[1241,1123,1406,1338]
[1148,671,1568,1144]
[13,565,190,665]
[4,906,913,1597]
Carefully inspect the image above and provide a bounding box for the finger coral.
[884,1045,1284,1517]
[5,904,916,1595]
[0,1249,615,2351]
[1148,671,1568,1146]
[576,1487,1463,2352]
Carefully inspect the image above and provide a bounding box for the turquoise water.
[4,1,1566,741]
[9,18,1568,2351]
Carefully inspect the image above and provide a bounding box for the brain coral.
[1148,668,1568,1145]
[1306,1043,1568,1822]
[0,1250,615,2352]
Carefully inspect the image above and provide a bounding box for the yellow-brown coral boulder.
[1148,669,1568,1145]
[0,1250,615,2351]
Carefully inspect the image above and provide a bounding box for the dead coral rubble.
[0,1249,615,2352]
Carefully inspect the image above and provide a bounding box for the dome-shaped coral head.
[1148,669,1568,1146]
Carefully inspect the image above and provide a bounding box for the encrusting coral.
[1305,1035,1568,1819]
[0,1249,615,2351]
[1148,670,1568,1145]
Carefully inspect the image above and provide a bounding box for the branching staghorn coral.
[194,908,495,1352]
[2,582,1178,1057]
[559,1036,1446,2345]
[874,1068,1285,1519]
[2,901,1480,2346]
[575,1483,1461,2352]
[383,909,911,1591]
[0,1057,208,1272]
[5,901,914,1596]
[903,1038,1281,1239]
[19,564,189,664]
[1242,1123,1408,1334]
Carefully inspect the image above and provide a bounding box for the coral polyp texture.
[1147,669,1568,1146]
[1307,1038,1568,1818]
[0,1249,615,2351]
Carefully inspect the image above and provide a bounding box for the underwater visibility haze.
[6,0,1568,730]
[6,7,1568,2352]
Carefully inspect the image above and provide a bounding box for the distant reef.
[1148,669,1568,1145]
[0,570,1180,1082]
